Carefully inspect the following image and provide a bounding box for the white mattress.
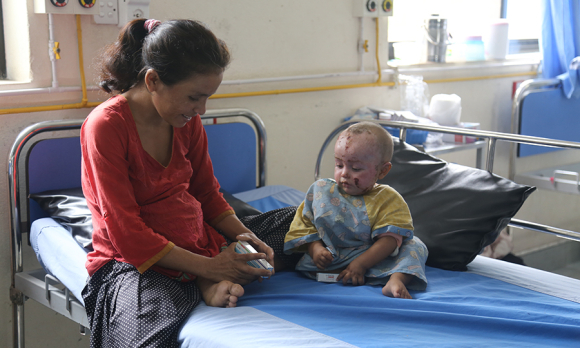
[467,255,580,303]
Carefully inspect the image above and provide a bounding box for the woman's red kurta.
[81,95,233,279]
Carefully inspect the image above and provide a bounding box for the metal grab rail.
[314,119,580,243]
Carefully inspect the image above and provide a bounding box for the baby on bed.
[284,121,428,298]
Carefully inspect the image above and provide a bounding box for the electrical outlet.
[94,0,119,25]
[118,0,150,28]
[73,0,100,15]
[353,0,379,17]
[353,0,393,17]
[380,0,393,16]
[34,0,100,15]
[34,0,74,14]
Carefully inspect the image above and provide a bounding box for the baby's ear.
[378,162,392,180]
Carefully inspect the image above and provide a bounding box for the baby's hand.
[309,241,334,270]
[337,260,366,286]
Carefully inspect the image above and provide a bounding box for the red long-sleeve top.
[81,95,233,279]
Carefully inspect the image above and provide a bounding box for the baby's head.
[334,121,394,196]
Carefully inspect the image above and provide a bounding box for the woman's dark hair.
[97,19,230,93]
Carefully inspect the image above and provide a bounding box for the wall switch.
[94,0,118,25]
[118,0,150,27]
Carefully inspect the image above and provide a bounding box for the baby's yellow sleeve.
[283,201,319,253]
[366,186,414,239]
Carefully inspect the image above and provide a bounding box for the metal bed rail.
[314,119,580,244]
[509,78,562,180]
[8,119,84,348]
[8,108,268,348]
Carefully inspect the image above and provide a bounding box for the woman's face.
[147,70,223,128]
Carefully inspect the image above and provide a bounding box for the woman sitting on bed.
[81,18,299,347]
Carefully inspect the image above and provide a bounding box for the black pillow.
[29,187,93,250]
[219,188,263,217]
[29,187,262,251]
[379,139,536,271]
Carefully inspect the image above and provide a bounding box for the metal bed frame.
[8,108,267,348]
[9,105,580,347]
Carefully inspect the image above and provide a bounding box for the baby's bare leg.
[382,272,413,299]
[196,277,245,308]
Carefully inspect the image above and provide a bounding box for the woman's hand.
[155,244,271,285]
[155,243,274,285]
[215,214,275,274]
[209,243,272,285]
[236,232,275,275]
[337,259,367,286]
[308,241,333,270]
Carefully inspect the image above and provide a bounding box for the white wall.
[0,1,573,347]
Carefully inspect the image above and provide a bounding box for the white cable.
[48,13,59,88]
[359,17,365,72]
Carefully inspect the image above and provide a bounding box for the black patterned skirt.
[239,206,302,270]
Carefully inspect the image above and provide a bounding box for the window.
[387,1,502,43]
[1,0,31,82]
[387,0,541,63]
[0,0,7,79]
[504,0,542,54]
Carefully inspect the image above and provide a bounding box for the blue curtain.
[541,0,580,98]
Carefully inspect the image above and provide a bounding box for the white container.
[429,94,462,126]
[484,20,510,60]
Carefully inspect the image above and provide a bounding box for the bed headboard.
[514,78,580,157]
[8,108,267,272]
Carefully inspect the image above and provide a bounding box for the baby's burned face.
[333,132,383,196]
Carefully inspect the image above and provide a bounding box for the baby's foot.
[382,278,412,299]
[201,280,245,308]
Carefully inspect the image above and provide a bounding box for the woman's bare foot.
[382,273,413,299]
[198,278,245,308]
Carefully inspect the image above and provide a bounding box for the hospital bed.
[9,108,580,347]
